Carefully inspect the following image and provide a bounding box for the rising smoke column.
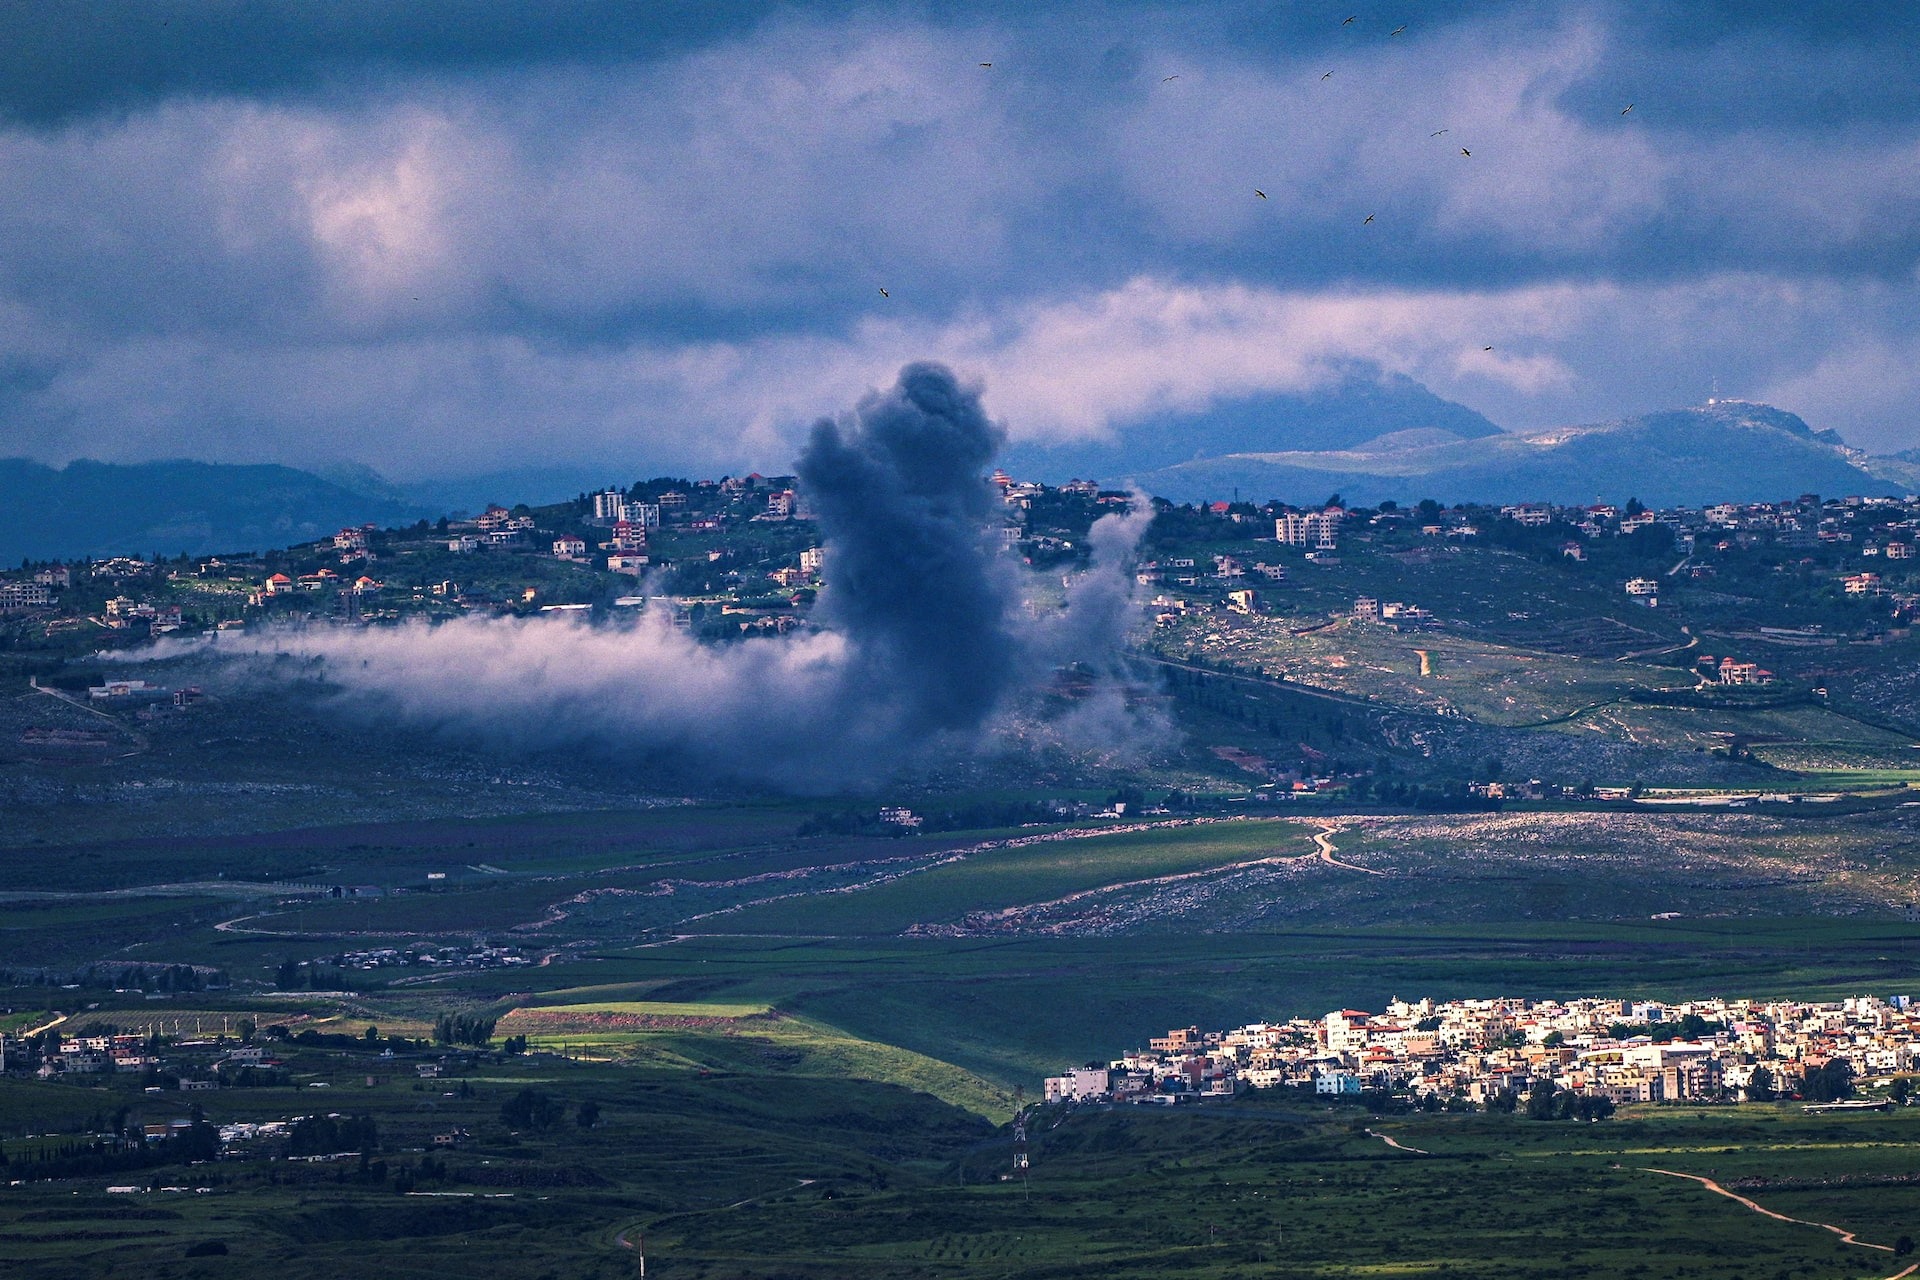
[156,363,1150,789]
[795,360,1022,745]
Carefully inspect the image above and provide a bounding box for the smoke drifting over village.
[160,363,1155,787]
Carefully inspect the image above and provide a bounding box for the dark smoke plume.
[796,361,1021,744]
[146,363,1153,789]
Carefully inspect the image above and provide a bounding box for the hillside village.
[4,474,1916,644]
[1048,992,1913,1113]
[4,472,1919,796]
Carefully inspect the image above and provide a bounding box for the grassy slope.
[6,1067,1917,1280]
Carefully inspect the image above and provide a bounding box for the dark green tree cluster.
[1353,778,1500,811]
[434,1012,497,1047]
[7,1123,218,1182]
[86,963,216,992]
[1523,1080,1616,1121]
[216,1062,292,1088]
[1799,1059,1854,1102]
[1606,1014,1725,1042]
[500,1087,566,1130]
[273,959,357,991]
[391,1155,450,1194]
[288,1113,379,1156]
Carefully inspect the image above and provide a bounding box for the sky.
[1,0,1917,479]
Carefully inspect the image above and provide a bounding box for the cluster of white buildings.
[333,944,530,971]
[12,1032,161,1077]
[1046,993,1918,1108]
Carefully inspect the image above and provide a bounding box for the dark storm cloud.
[148,364,1155,789]
[0,0,788,126]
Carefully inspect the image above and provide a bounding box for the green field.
[8,529,1920,1278]
[5,1052,1919,1280]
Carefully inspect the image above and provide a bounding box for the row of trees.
[288,1113,379,1156]
[274,960,365,992]
[0,963,227,992]
[2,1122,219,1182]
[434,1013,498,1047]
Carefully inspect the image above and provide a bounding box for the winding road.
[1311,824,1384,876]
[1640,1166,1898,1255]
[1363,1127,1429,1154]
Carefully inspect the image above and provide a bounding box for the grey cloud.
[3,4,1920,472]
[0,0,794,126]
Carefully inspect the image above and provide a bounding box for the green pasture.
[0,803,825,896]
[508,1010,1011,1118]
[508,999,776,1020]
[13,1065,1915,1280]
[0,895,237,971]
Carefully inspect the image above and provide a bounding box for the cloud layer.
[2,2,1917,473]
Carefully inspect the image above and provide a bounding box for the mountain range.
[1111,398,1917,508]
[3,375,1915,563]
[0,459,433,564]
[997,365,1916,506]
[0,459,627,565]
[999,365,1506,481]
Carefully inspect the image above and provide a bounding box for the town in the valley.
[1048,993,1909,1112]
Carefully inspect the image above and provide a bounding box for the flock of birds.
[880,15,1638,364]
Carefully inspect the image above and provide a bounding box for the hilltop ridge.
[1123,399,1911,507]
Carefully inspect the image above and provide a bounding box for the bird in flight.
[1342,15,1355,24]
[1163,74,1180,82]
[1363,214,1374,224]
[1390,24,1407,36]
[1431,129,1449,137]
[1255,189,1268,199]
[979,62,992,68]
[878,288,889,298]
[1460,147,1472,157]
[1483,345,1494,351]
[1322,71,1333,80]
[1621,103,1634,115]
